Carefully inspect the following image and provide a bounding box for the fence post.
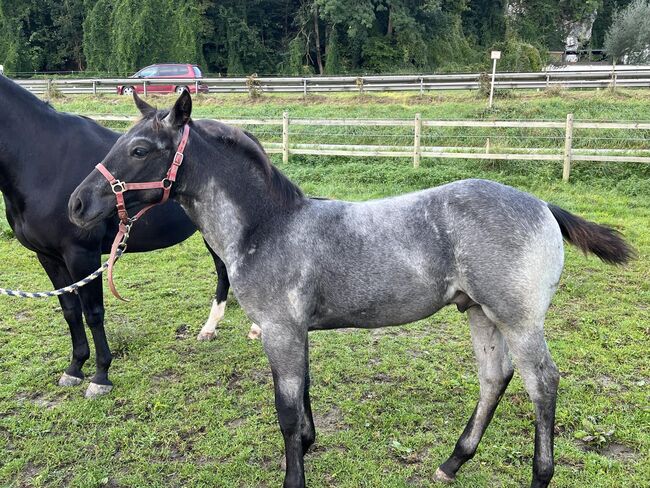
[303,78,307,97]
[419,77,424,95]
[92,80,97,95]
[46,79,52,101]
[143,81,148,97]
[563,113,574,182]
[413,113,422,168]
[282,111,290,164]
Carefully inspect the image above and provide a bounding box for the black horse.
[0,75,231,397]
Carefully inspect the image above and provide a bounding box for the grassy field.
[0,91,649,487]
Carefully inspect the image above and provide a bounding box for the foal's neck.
[175,125,302,264]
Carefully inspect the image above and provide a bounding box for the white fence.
[87,113,650,181]
[14,67,650,95]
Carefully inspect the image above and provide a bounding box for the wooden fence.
[87,113,650,181]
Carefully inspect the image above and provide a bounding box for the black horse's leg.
[436,306,514,482]
[301,342,315,454]
[37,253,90,386]
[197,240,230,341]
[197,240,262,341]
[63,249,113,398]
[262,324,308,488]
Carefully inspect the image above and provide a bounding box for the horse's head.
[69,91,192,229]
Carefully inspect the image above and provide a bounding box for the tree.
[604,0,650,62]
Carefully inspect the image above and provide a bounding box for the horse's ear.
[165,90,192,128]
[133,92,156,117]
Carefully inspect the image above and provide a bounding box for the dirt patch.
[407,348,432,359]
[14,310,31,322]
[175,324,190,340]
[226,417,246,429]
[151,370,182,384]
[17,392,61,410]
[372,372,394,384]
[314,405,347,434]
[596,375,623,390]
[577,441,637,461]
[599,443,637,461]
[249,368,271,386]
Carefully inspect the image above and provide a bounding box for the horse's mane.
[190,118,304,208]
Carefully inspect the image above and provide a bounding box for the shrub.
[604,0,650,63]
[491,38,544,72]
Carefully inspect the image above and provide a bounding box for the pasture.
[0,90,649,487]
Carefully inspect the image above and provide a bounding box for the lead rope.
[0,227,130,298]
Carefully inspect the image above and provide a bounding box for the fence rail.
[86,113,650,181]
[15,67,650,96]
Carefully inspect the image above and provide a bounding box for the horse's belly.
[312,282,449,330]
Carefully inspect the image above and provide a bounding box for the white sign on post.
[488,51,501,108]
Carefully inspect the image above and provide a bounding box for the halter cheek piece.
[95,124,190,301]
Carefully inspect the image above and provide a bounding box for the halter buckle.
[173,151,184,165]
[111,180,126,194]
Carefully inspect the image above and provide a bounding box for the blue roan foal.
[69,92,634,488]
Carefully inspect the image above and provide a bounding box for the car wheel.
[122,86,135,96]
[175,86,188,94]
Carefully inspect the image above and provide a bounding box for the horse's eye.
[132,147,148,158]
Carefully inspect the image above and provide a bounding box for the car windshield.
[135,66,157,77]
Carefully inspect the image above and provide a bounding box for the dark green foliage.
[604,0,650,62]
[491,38,544,72]
[0,1,635,75]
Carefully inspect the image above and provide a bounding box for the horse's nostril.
[72,197,84,217]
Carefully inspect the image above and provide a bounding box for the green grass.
[0,92,649,487]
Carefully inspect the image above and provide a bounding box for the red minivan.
[117,64,209,95]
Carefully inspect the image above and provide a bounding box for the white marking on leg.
[247,323,262,340]
[278,376,302,399]
[197,299,226,341]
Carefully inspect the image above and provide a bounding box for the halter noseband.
[95,124,190,301]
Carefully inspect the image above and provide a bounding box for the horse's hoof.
[197,331,216,341]
[434,468,455,483]
[58,372,83,387]
[247,323,262,340]
[85,382,113,398]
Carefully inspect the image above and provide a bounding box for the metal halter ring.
[111,180,126,194]
[162,178,172,189]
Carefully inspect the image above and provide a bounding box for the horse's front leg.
[262,323,309,488]
[64,249,113,398]
[37,253,90,386]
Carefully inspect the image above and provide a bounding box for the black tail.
[547,204,635,265]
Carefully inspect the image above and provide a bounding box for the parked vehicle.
[117,64,209,95]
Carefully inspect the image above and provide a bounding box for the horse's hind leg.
[499,323,559,488]
[197,245,229,341]
[197,241,262,341]
[37,253,89,386]
[436,306,514,482]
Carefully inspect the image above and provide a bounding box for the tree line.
[0,1,636,76]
